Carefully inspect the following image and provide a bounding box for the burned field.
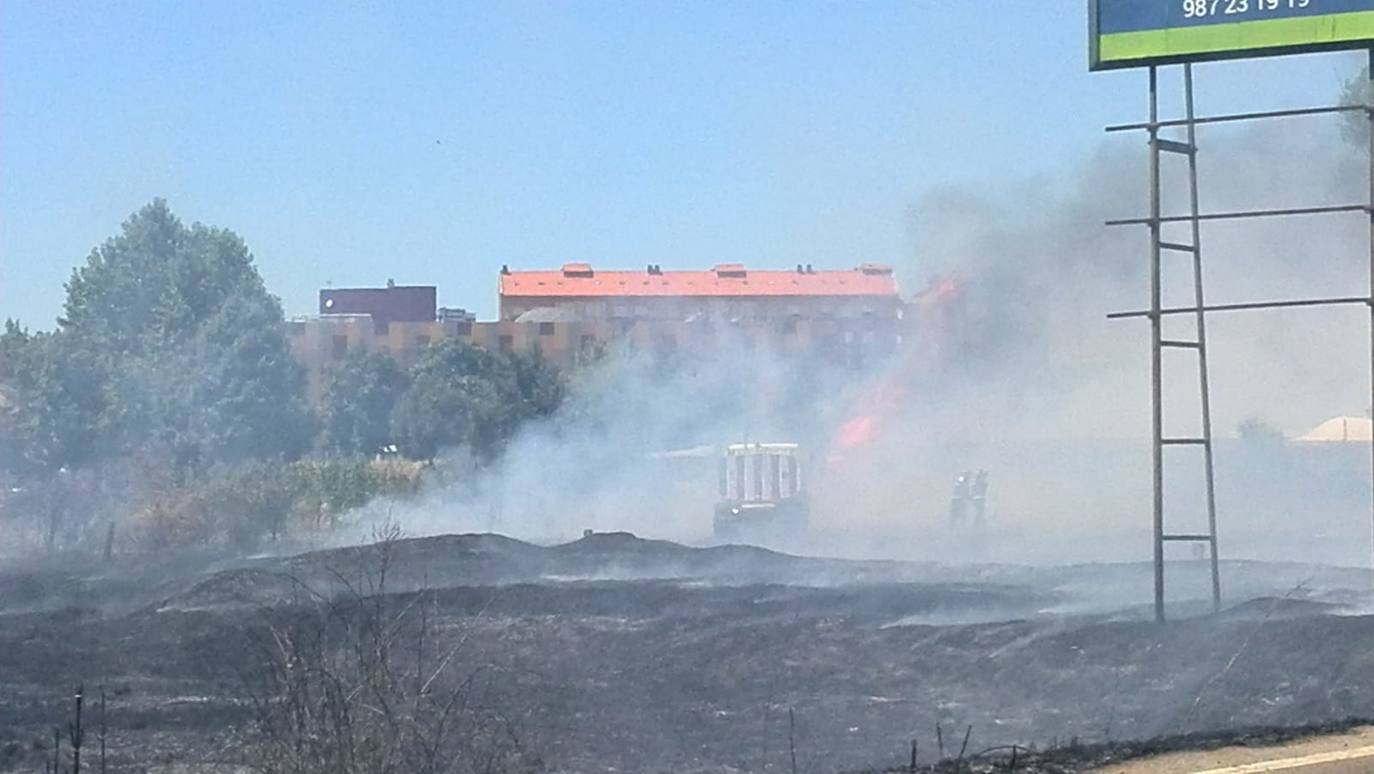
[3,533,1374,773]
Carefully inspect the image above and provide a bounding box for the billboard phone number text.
[1183,0,1311,17]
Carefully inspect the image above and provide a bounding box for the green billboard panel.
[1091,0,1374,70]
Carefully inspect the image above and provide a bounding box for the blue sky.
[1,1,1363,325]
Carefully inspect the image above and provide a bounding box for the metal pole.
[1149,66,1166,623]
[1109,296,1372,319]
[1106,104,1371,133]
[1184,64,1222,614]
[1366,50,1374,590]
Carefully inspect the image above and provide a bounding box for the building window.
[332,335,349,358]
[456,321,473,336]
[539,321,555,336]
[782,316,799,335]
[415,335,431,349]
[374,320,390,336]
[498,334,513,353]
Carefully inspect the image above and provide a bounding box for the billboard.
[1091,0,1374,70]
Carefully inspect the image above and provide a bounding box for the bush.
[128,458,425,551]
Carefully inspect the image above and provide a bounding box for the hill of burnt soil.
[3,533,1374,773]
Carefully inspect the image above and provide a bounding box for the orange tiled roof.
[501,264,898,298]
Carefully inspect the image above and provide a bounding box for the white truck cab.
[713,442,808,540]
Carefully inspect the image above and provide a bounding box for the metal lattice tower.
[1107,59,1374,623]
[1143,63,1222,622]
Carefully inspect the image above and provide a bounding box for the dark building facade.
[319,283,436,326]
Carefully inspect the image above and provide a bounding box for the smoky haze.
[364,76,1373,575]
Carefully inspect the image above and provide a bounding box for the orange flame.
[828,273,963,462]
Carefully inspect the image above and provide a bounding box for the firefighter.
[971,470,989,525]
[949,471,971,525]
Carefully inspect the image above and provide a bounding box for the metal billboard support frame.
[1106,57,1374,623]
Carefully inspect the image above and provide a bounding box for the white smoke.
[361,80,1373,574]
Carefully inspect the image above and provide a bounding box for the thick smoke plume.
[890,102,1371,567]
[371,84,1373,573]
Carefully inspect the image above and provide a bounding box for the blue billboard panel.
[1091,0,1374,70]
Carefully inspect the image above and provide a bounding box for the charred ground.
[2,532,1374,773]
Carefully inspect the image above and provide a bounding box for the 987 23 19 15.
[1090,0,1374,70]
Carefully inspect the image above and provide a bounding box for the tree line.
[0,200,565,552]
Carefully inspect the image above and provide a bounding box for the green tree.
[1341,67,1372,145]
[0,319,31,381]
[0,329,110,472]
[33,199,313,471]
[321,350,409,456]
[391,340,512,460]
[62,200,265,355]
[390,341,566,461]
[1237,416,1286,448]
[158,289,315,467]
[508,347,566,422]
[0,321,34,473]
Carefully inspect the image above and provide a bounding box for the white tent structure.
[1296,416,1373,443]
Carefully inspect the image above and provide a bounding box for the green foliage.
[321,350,409,456]
[391,340,506,460]
[128,458,424,550]
[0,319,31,381]
[390,340,565,461]
[157,288,315,468]
[4,200,312,474]
[146,461,296,551]
[1,199,573,554]
[1,330,110,472]
[1340,67,1372,146]
[508,347,567,420]
[1237,416,1286,448]
[62,200,265,356]
[289,458,396,531]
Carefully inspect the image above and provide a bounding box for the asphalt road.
[1088,730,1374,773]
[1186,745,1374,773]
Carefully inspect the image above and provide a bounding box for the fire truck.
[712,442,808,539]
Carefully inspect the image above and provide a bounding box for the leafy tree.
[62,200,265,355]
[390,340,565,461]
[288,458,401,531]
[391,340,512,460]
[0,319,31,381]
[0,329,110,472]
[321,350,410,456]
[1341,67,1372,145]
[153,288,314,468]
[509,347,566,421]
[0,322,33,473]
[20,199,314,472]
[1237,416,1286,448]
